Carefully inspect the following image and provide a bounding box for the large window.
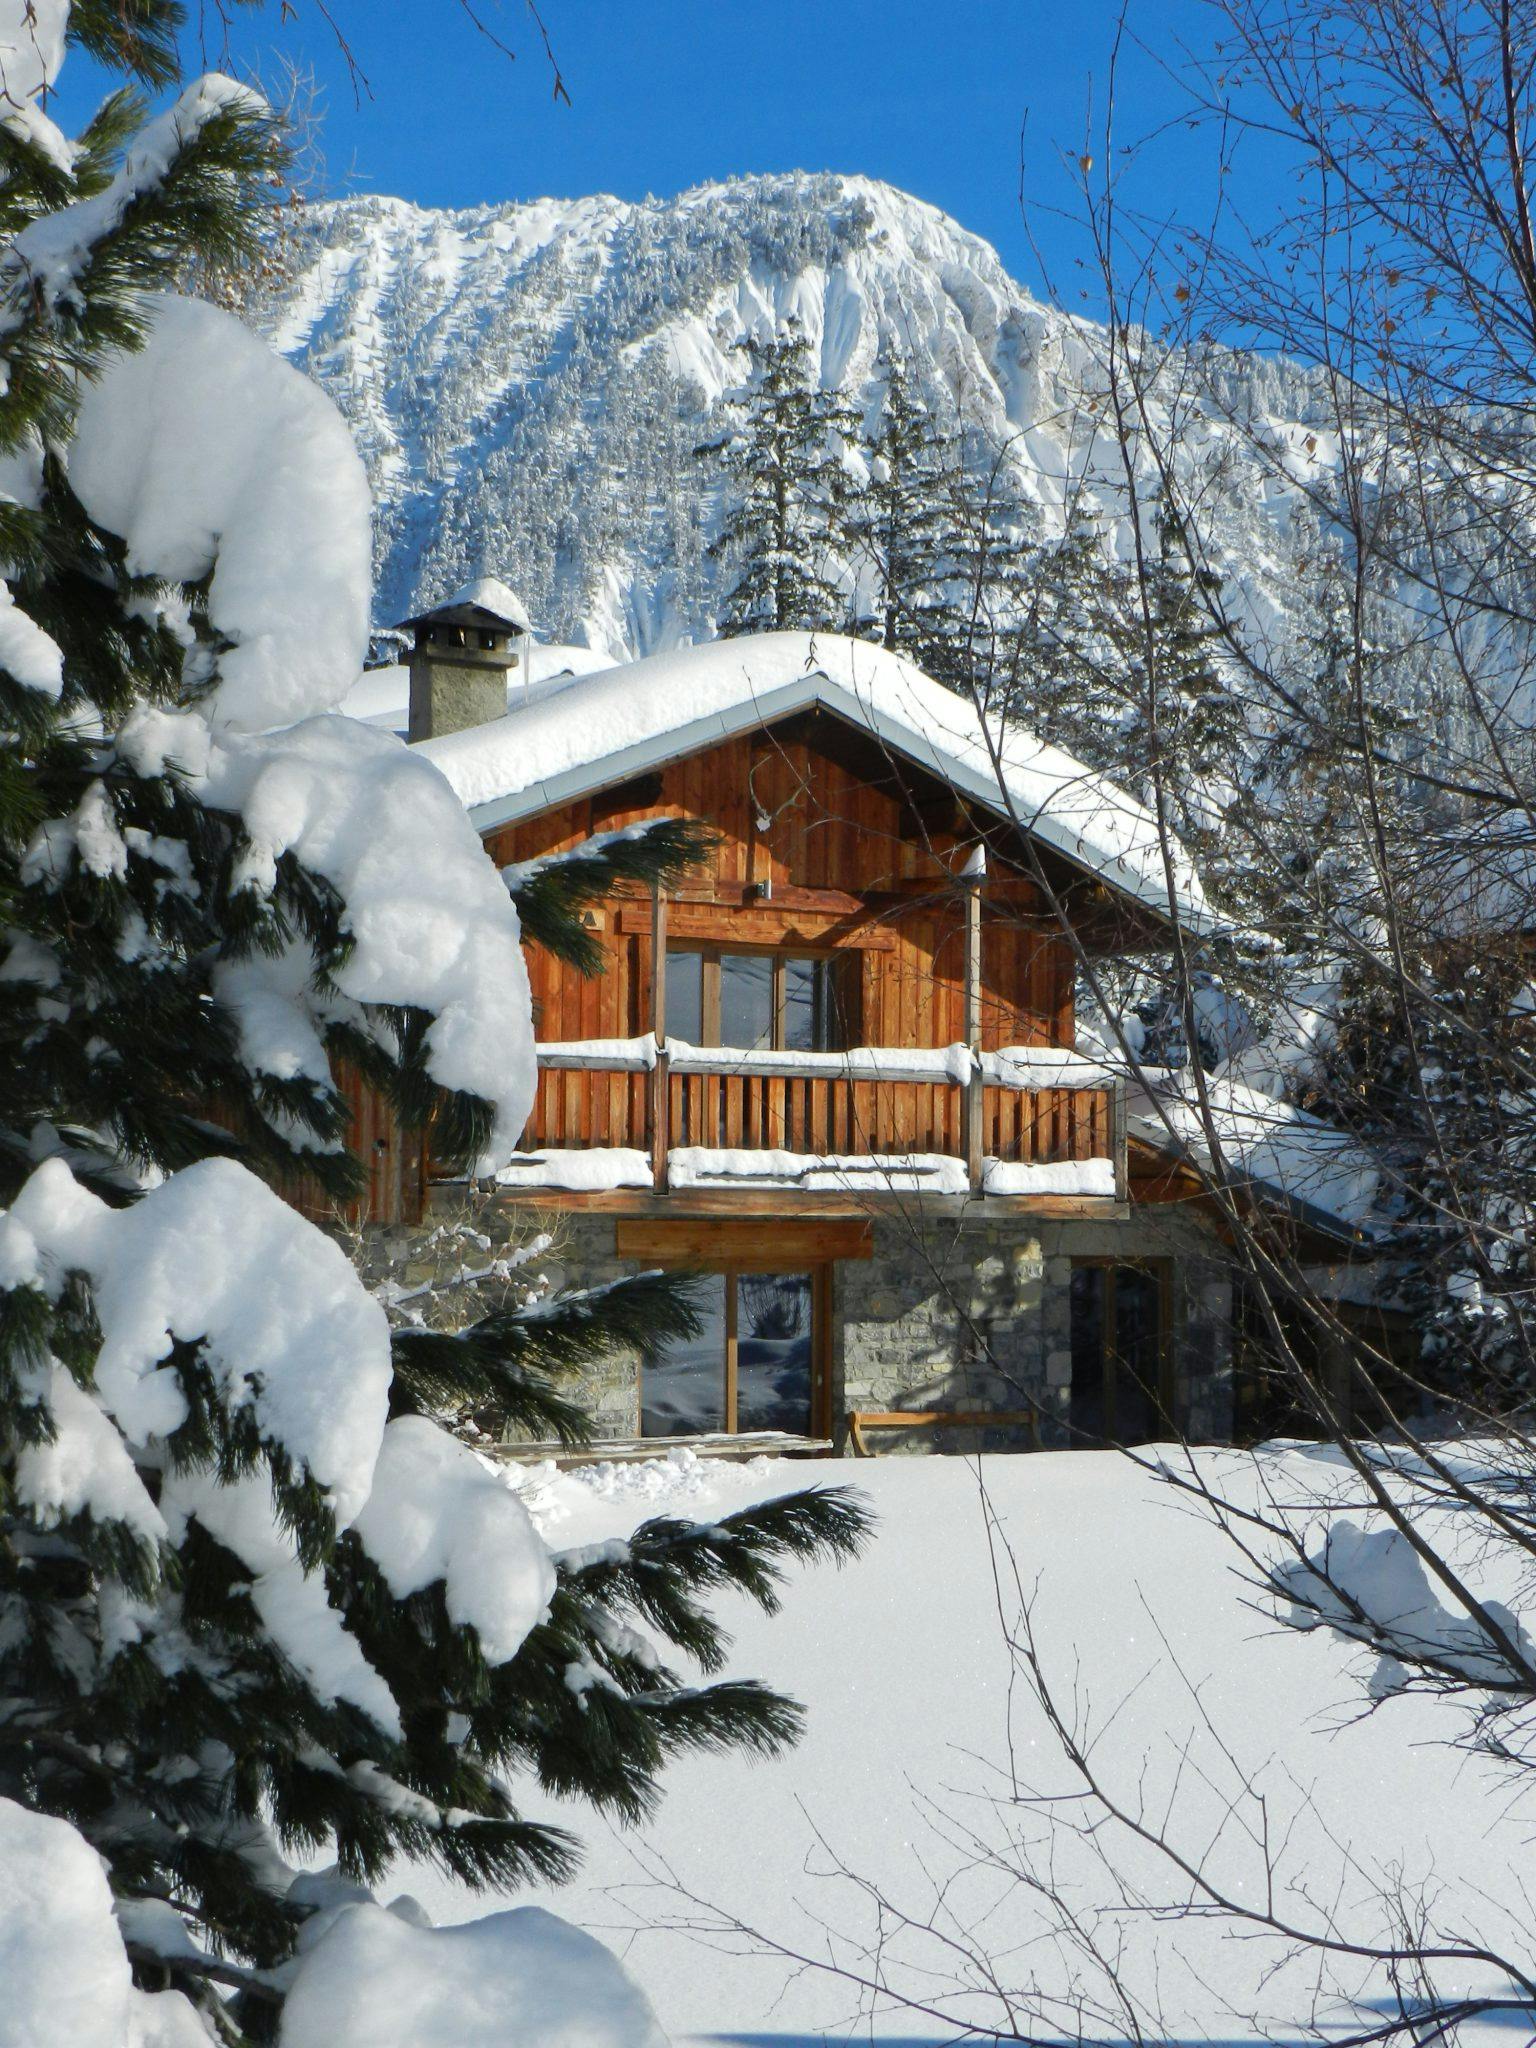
[641,1269,819,1438]
[666,944,846,1051]
[1069,1261,1172,1445]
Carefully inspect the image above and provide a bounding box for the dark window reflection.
[641,1273,727,1436]
[719,952,774,1050]
[1069,1266,1107,1441]
[667,948,704,1044]
[783,957,833,1051]
[737,1272,813,1433]
[1070,1264,1167,1445]
[1112,1266,1164,1445]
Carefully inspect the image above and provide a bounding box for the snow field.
[396,1446,1536,2046]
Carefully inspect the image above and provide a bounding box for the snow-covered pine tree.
[0,11,869,2045]
[914,444,1038,705]
[700,329,858,636]
[847,357,967,664]
[1000,498,1263,1067]
[1021,500,1250,873]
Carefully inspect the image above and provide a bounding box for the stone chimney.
[395,576,532,742]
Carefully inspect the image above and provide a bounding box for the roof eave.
[1126,1112,1376,1250]
[456,667,1218,935]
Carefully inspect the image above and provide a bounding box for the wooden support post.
[650,1045,671,1192]
[649,886,670,1192]
[1323,1330,1354,1437]
[963,863,984,1194]
[1112,1077,1128,1203]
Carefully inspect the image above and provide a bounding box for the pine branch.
[557,1485,871,1670]
[68,2,185,89]
[505,818,715,970]
[388,1326,593,1444]
[391,1269,708,1440]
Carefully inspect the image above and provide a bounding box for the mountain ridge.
[255,169,1317,663]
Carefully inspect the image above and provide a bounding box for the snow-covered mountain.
[256,172,1324,659]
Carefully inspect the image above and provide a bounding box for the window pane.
[667,947,704,1045]
[736,1272,813,1434]
[1111,1267,1165,1444]
[641,1272,726,1437]
[1069,1265,1107,1442]
[783,956,834,1051]
[719,952,774,1050]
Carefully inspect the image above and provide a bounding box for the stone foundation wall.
[349,1194,1235,1450]
[836,1209,1233,1447]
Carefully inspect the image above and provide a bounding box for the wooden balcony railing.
[515,1039,1127,1201]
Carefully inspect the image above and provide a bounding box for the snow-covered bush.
[0,9,866,2041]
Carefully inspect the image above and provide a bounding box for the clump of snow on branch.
[0,1,72,171]
[0,1797,205,2048]
[0,1797,668,2048]
[200,716,537,1164]
[5,1156,391,1516]
[6,81,258,334]
[68,296,371,733]
[0,1154,558,1734]
[12,1358,166,1546]
[0,578,63,699]
[352,1418,555,1664]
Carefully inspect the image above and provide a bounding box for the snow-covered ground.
[398,1447,1535,2047]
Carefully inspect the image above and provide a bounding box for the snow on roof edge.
[421,633,1221,935]
[1124,1082,1381,1246]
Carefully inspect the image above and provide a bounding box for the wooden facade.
[482,709,1138,1212]
[333,703,1156,1223]
[485,714,1079,1055]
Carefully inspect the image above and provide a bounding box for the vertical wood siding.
[490,723,1077,1066]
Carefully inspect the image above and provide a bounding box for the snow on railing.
[532,1036,1115,1089]
[520,1037,1128,1201]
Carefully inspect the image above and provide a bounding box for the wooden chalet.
[345,603,1373,1457]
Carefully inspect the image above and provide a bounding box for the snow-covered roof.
[418,632,1217,933]
[343,643,615,737]
[1126,1068,1380,1244]
[398,575,531,633]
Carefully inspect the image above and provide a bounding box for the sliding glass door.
[641,1269,818,1437]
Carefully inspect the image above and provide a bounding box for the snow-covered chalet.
[341,582,1376,1456]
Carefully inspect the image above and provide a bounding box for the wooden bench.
[846,1408,1042,1456]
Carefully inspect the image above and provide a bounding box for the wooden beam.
[617,903,897,950]
[723,1274,739,1432]
[847,1408,1042,1456]
[488,1431,835,1468]
[616,1218,874,1264]
[650,885,668,1041]
[491,1186,1127,1219]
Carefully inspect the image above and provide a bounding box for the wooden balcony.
[507,1039,1127,1207]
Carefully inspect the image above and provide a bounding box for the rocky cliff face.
[258,171,1326,665]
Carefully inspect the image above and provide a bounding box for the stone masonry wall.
[836,1207,1233,1448]
[348,1191,1236,1451]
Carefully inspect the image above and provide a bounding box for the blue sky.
[56,2,1262,308]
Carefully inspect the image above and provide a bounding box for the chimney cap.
[395,575,531,636]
